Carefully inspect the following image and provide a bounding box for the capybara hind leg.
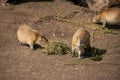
[28,41,35,50]
[30,44,34,50]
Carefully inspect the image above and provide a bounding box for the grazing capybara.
[17,24,48,50]
[92,8,120,28]
[72,28,90,59]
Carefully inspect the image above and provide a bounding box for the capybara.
[72,28,90,59]
[17,24,48,50]
[92,8,120,28]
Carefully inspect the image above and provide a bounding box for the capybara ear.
[76,36,79,40]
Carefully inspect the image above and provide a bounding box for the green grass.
[42,41,105,61]
[103,28,118,35]
[42,41,71,55]
[70,47,105,61]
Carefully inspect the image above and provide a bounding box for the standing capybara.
[17,24,48,50]
[72,28,91,59]
[92,8,120,28]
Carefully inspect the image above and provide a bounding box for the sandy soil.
[0,1,120,80]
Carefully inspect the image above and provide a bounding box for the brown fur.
[17,24,48,50]
[72,28,90,59]
[92,8,120,28]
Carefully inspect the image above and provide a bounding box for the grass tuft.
[42,41,71,55]
[70,47,105,61]
[103,28,117,35]
[91,55,102,61]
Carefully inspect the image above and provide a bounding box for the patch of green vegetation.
[91,55,102,61]
[42,41,105,61]
[42,41,71,55]
[70,47,105,61]
[103,28,117,35]
[103,28,113,33]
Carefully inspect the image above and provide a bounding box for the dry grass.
[73,47,106,61]
[53,16,101,30]
[42,41,71,55]
[103,28,118,34]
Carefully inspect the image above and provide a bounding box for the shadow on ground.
[107,25,120,30]
[93,23,120,30]
[7,0,54,5]
[20,44,44,50]
[84,47,107,61]
[67,0,88,7]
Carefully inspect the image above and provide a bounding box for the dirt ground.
[0,1,120,80]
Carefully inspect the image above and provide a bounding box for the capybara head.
[92,14,102,23]
[79,38,84,47]
[39,36,48,48]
